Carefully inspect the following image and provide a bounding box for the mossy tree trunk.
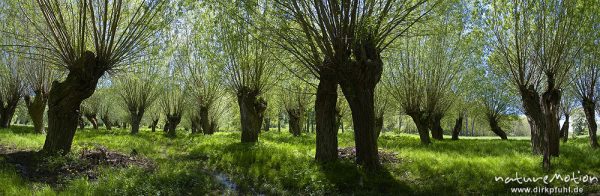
[0,94,20,128]
[237,88,267,143]
[24,94,48,134]
[42,52,105,155]
[129,108,145,134]
[338,45,383,168]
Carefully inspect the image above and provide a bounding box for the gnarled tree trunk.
[42,51,105,155]
[408,112,431,145]
[451,116,463,140]
[199,106,212,135]
[24,95,48,134]
[430,113,444,140]
[237,88,267,143]
[84,113,99,130]
[488,116,508,140]
[150,118,158,132]
[519,85,546,155]
[129,108,145,134]
[582,98,599,148]
[0,95,20,128]
[287,109,304,137]
[315,74,339,163]
[338,56,382,168]
[101,114,112,130]
[166,114,181,137]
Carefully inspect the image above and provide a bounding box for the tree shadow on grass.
[319,160,414,195]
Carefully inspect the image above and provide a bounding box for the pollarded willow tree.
[477,74,516,140]
[489,0,585,170]
[15,0,164,154]
[574,48,599,148]
[560,88,577,142]
[273,0,435,168]
[21,52,57,133]
[179,22,223,135]
[572,2,600,148]
[384,35,462,144]
[115,61,161,135]
[280,80,313,137]
[0,53,24,128]
[81,94,101,129]
[160,77,186,137]
[218,2,276,143]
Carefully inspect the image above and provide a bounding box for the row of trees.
[0,0,598,171]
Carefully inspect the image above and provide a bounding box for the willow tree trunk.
[263,116,270,132]
[408,113,431,144]
[582,98,599,148]
[560,114,569,142]
[541,88,561,157]
[166,114,181,137]
[25,95,48,134]
[237,89,267,143]
[288,109,303,137]
[85,114,99,130]
[151,119,158,132]
[519,85,546,155]
[315,74,339,163]
[129,108,145,134]
[199,106,212,135]
[488,116,508,140]
[451,116,463,140]
[190,116,198,134]
[338,56,382,168]
[430,114,444,140]
[0,97,19,128]
[43,51,105,155]
[101,114,112,130]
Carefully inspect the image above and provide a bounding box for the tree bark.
[199,106,212,135]
[582,98,599,148]
[237,88,267,143]
[488,116,508,140]
[24,95,48,134]
[560,114,569,142]
[190,115,198,134]
[101,114,112,130]
[287,109,304,137]
[263,116,270,132]
[0,94,20,128]
[338,47,383,168]
[430,113,444,140]
[519,85,546,155]
[129,108,145,134]
[42,51,105,155]
[451,116,463,140]
[408,112,431,144]
[84,113,99,130]
[315,74,339,163]
[166,114,181,137]
[151,119,158,132]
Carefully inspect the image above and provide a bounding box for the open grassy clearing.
[0,126,599,195]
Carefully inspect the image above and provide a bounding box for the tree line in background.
[0,0,599,171]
